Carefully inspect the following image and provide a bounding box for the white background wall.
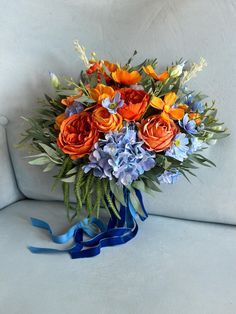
[1,0,235,223]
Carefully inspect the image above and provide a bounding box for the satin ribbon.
[28,188,147,259]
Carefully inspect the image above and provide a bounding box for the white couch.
[1,1,236,313]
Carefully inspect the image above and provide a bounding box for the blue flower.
[65,101,84,117]
[184,94,193,106]
[188,137,203,154]
[158,169,181,184]
[165,133,189,161]
[179,114,198,135]
[191,101,204,113]
[183,94,205,113]
[101,92,124,114]
[83,126,156,186]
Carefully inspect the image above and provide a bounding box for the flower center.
[164,104,170,113]
[175,139,181,147]
[109,102,117,109]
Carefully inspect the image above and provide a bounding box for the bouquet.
[20,41,229,258]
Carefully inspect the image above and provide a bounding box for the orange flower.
[61,95,79,107]
[90,84,115,102]
[104,60,118,72]
[138,115,179,152]
[86,62,111,83]
[150,92,185,121]
[189,112,201,125]
[57,112,99,160]
[92,107,123,132]
[86,62,101,74]
[54,113,66,130]
[112,68,141,85]
[118,88,149,121]
[143,65,169,81]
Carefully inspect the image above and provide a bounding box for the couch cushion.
[1,200,236,314]
[0,123,22,209]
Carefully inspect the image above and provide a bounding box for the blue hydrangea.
[65,101,84,117]
[165,133,189,162]
[83,126,156,186]
[158,169,181,184]
[179,113,198,135]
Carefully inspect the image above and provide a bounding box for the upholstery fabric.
[1,0,235,223]
[0,123,22,209]
[0,200,236,314]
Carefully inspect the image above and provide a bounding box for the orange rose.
[138,115,179,152]
[92,107,123,132]
[57,112,99,160]
[117,88,149,121]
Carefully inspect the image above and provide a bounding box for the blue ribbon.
[28,188,147,259]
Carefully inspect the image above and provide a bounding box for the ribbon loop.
[28,189,147,259]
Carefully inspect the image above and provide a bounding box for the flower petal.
[150,96,165,110]
[169,108,185,120]
[164,92,177,106]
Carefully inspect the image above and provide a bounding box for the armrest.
[0,116,23,209]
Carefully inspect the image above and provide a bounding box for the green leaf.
[125,50,138,66]
[105,190,121,219]
[211,132,230,140]
[76,95,96,104]
[61,175,76,183]
[145,179,162,192]
[25,153,48,159]
[132,179,146,193]
[57,89,78,96]
[38,143,62,162]
[65,167,78,176]
[43,162,55,172]
[28,156,50,165]
[109,180,125,205]
[129,188,145,217]
[89,71,98,88]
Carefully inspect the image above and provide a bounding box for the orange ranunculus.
[90,84,115,102]
[61,95,79,107]
[189,112,201,125]
[57,112,99,160]
[92,107,123,132]
[143,65,169,81]
[104,60,118,73]
[117,88,149,121]
[54,113,66,130]
[138,115,179,152]
[150,92,185,121]
[112,68,141,85]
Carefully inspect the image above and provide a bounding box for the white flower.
[182,57,207,84]
[170,62,185,78]
[74,40,90,68]
[49,72,60,89]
